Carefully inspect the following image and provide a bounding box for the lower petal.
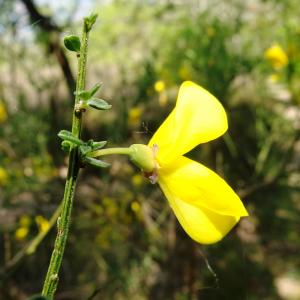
[159,180,239,244]
[158,156,248,217]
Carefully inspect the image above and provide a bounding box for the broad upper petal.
[158,156,248,217]
[148,81,228,165]
[159,179,240,244]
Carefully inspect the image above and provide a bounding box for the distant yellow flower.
[154,80,165,93]
[35,215,50,233]
[265,44,288,68]
[268,74,280,82]
[154,80,168,106]
[0,102,7,123]
[131,174,144,186]
[128,107,142,127]
[0,167,8,185]
[15,227,29,240]
[131,201,141,213]
[131,81,248,244]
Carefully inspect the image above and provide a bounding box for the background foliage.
[0,0,300,299]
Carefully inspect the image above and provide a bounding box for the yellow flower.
[15,227,29,241]
[131,81,248,244]
[128,107,142,127]
[154,80,165,93]
[35,215,50,233]
[269,74,280,82]
[0,102,7,123]
[264,44,288,69]
[0,167,8,185]
[131,201,141,213]
[131,174,144,186]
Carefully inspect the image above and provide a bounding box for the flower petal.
[148,81,228,165]
[159,179,239,244]
[158,156,248,217]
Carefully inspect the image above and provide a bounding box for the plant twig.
[41,14,96,299]
[0,203,62,280]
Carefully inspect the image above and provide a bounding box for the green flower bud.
[129,144,156,172]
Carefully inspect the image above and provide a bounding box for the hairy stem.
[42,16,95,299]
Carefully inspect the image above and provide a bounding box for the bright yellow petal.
[159,179,239,244]
[158,156,248,217]
[148,81,228,165]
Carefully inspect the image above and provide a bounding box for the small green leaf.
[58,130,84,146]
[84,156,110,168]
[74,83,102,101]
[61,141,71,152]
[87,98,111,110]
[92,141,107,150]
[74,90,91,101]
[89,83,102,97]
[84,13,98,32]
[64,35,81,52]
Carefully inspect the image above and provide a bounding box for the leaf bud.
[64,35,81,52]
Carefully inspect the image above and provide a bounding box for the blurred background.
[0,0,300,299]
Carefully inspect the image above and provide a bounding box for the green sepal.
[58,130,84,146]
[84,13,98,32]
[79,144,92,156]
[83,156,110,168]
[79,141,107,157]
[91,141,107,150]
[61,141,71,152]
[64,35,81,52]
[87,98,112,110]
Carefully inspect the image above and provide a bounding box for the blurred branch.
[20,0,61,32]
[0,203,62,279]
[20,0,76,100]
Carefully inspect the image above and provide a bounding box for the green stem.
[42,16,94,299]
[89,147,132,158]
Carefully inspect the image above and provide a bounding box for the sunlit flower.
[15,227,29,241]
[154,80,168,106]
[131,174,144,186]
[131,81,248,244]
[264,44,288,69]
[0,102,7,123]
[35,215,50,233]
[154,80,165,93]
[268,74,280,83]
[0,167,8,186]
[131,201,141,213]
[128,107,142,127]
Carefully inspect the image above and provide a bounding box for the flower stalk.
[41,14,97,299]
